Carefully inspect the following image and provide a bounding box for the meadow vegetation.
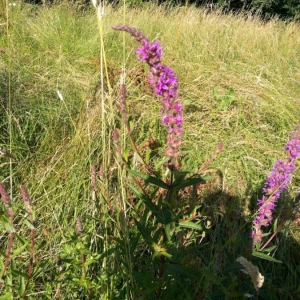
[0,2,300,299]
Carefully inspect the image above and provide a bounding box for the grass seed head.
[237,256,264,291]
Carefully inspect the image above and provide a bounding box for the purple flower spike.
[252,123,300,245]
[113,25,183,170]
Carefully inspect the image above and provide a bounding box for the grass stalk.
[93,2,119,297]
[5,0,13,198]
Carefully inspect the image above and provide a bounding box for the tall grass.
[0,2,300,299]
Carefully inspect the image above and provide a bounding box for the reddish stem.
[0,184,14,288]
[21,185,35,298]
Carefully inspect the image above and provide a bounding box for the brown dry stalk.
[76,216,83,235]
[91,164,98,193]
[112,25,148,44]
[0,182,11,205]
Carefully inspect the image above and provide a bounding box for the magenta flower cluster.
[113,25,183,170]
[252,126,300,245]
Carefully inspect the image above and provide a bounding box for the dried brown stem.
[112,24,148,44]
[91,164,98,193]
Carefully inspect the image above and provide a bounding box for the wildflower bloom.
[112,25,183,170]
[252,124,300,245]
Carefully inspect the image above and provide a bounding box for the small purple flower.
[252,124,300,245]
[113,25,183,170]
[136,40,163,66]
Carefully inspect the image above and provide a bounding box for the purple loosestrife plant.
[252,124,300,246]
[112,25,183,170]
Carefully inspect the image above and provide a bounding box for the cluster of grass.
[0,2,300,299]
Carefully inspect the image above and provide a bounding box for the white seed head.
[97,6,105,20]
[236,256,264,291]
[57,90,64,101]
[91,0,98,8]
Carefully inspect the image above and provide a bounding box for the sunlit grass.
[0,2,300,298]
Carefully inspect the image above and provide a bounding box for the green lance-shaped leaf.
[0,214,15,232]
[134,218,155,246]
[18,275,26,297]
[252,251,283,263]
[172,177,207,190]
[178,220,203,231]
[127,168,170,189]
[261,245,277,253]
[162,206,173,241]
[11,243,29,259]
[145,148,151,164]
[128,183,163,223]
[11,269,29,279]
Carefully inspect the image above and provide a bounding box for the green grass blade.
[252,251,283,263]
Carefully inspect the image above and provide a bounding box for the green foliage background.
[210,0,300,20]
[21,0,300,21]
[1,3,300,299]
